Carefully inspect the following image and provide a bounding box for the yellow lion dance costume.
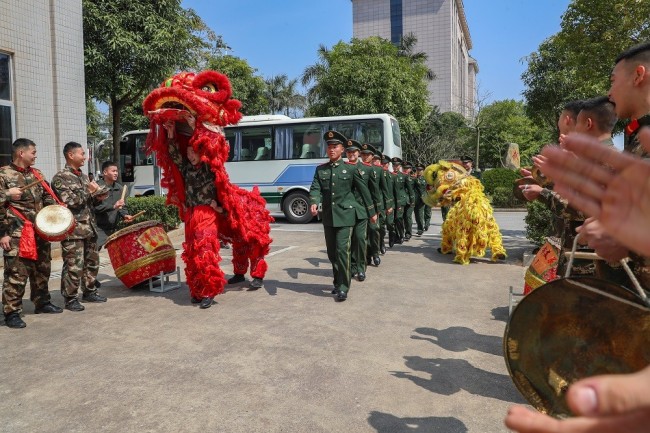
[423,161,506,265]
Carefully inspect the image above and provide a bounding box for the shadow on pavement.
[367,411,467,433]
[411,326,503,357]
[260,278,334,298]
[391,356,525,403]
[284,266,333,280]
[491,306,509,322]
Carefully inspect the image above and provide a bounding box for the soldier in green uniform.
[373,150,392,255]
[346,139,380,281]
[309,131,376,301]
[0,139,63,328]
[53,142,109,312]
[402,162,416,240]
[381,155,397,249]
[360,143,384,266]
[413,163,428,236]
[391,157,408,244]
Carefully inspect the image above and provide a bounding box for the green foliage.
[525,200,554,246]
[490,187,519,208]
[86,99,107,141]
[402,108,472,164]
[207,55,269,116]
[481,168,521,195]
[83,0,219,162]
[302,37,431,139]
[476,100,554,168]
[123,196,181,231]
[523,0,650,132]
[264,74,306,117]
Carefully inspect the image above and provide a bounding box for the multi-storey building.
[352,0,478,117]
[0,0,86,177]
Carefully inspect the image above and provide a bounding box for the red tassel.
[19,221,38,260]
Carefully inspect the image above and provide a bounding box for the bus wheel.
[282,191,313,224]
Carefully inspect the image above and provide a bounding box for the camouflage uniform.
[94,180,129,246]
[52,165,101,303]
[0,164,56,314]
[621,116,650,290]
[169,140,227,299]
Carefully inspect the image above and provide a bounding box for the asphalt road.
[0,211,532,433]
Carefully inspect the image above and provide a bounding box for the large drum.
[105,220,176,288]
[35,205,76,241]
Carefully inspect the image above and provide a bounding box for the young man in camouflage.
[0,138,63,328]
[52,141,108,312]
[94,160,134,247]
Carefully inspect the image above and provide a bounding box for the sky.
[181,0,572,104]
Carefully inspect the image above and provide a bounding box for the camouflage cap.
[323,130,347,145]
[346,139,361,152]
[360,143,377,154]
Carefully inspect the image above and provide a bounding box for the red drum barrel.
[105,220,176,288]
[35,205,76,241]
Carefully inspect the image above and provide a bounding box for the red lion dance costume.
[142,70,273,301]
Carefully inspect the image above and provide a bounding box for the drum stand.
[148,266,182,293]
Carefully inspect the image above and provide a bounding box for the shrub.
[481,167,521,195]
[120,196,181,231]
[525,200,554,246]
[490,186,518,208]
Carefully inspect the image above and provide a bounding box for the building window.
[0,53,14,166]
[390,0,403,45]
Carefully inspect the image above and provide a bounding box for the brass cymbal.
[504,276,650,418]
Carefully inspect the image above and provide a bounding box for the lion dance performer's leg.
[183,205,225,299]
[232,241,269,280]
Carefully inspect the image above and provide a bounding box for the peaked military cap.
[372,151,382,160]
[346,139,361,151]
[381,155,391,164]
[416,163,425,170]
[403,161,413,169]
[324,130,347,145]
[360,143,377,154]
[391,157,402,165]
[460,155,474,163]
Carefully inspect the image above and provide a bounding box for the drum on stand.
[35,205,76,241]
[104,220,177,288]
[504,276,650,417]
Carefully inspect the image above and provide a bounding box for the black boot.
[5,312,26,328]
[227,274,245,284]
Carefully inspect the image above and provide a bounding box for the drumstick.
[130,210,146,220]
[562,251,605,260]
[120,185,128,201]
[20,179,43,190]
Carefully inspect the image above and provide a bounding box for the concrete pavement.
[0,216,531,433]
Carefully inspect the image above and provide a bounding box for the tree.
[523,0,650,131]
[401,108,471,164]
[475,100,554,168]
[264,74,306,117]
[207,55,268,116]
[83,0,217,164]
[301,37,431,139]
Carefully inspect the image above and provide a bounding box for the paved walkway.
[0,222,530,433]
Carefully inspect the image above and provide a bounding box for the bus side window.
[225,130,236,161]
[241,127,272,161]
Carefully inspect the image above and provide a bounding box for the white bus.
[118,113,402,223]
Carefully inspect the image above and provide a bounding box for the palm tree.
[398,33,435,81]
[301,44,332,107]
[264,74,307,117]
[264,74,287,114]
